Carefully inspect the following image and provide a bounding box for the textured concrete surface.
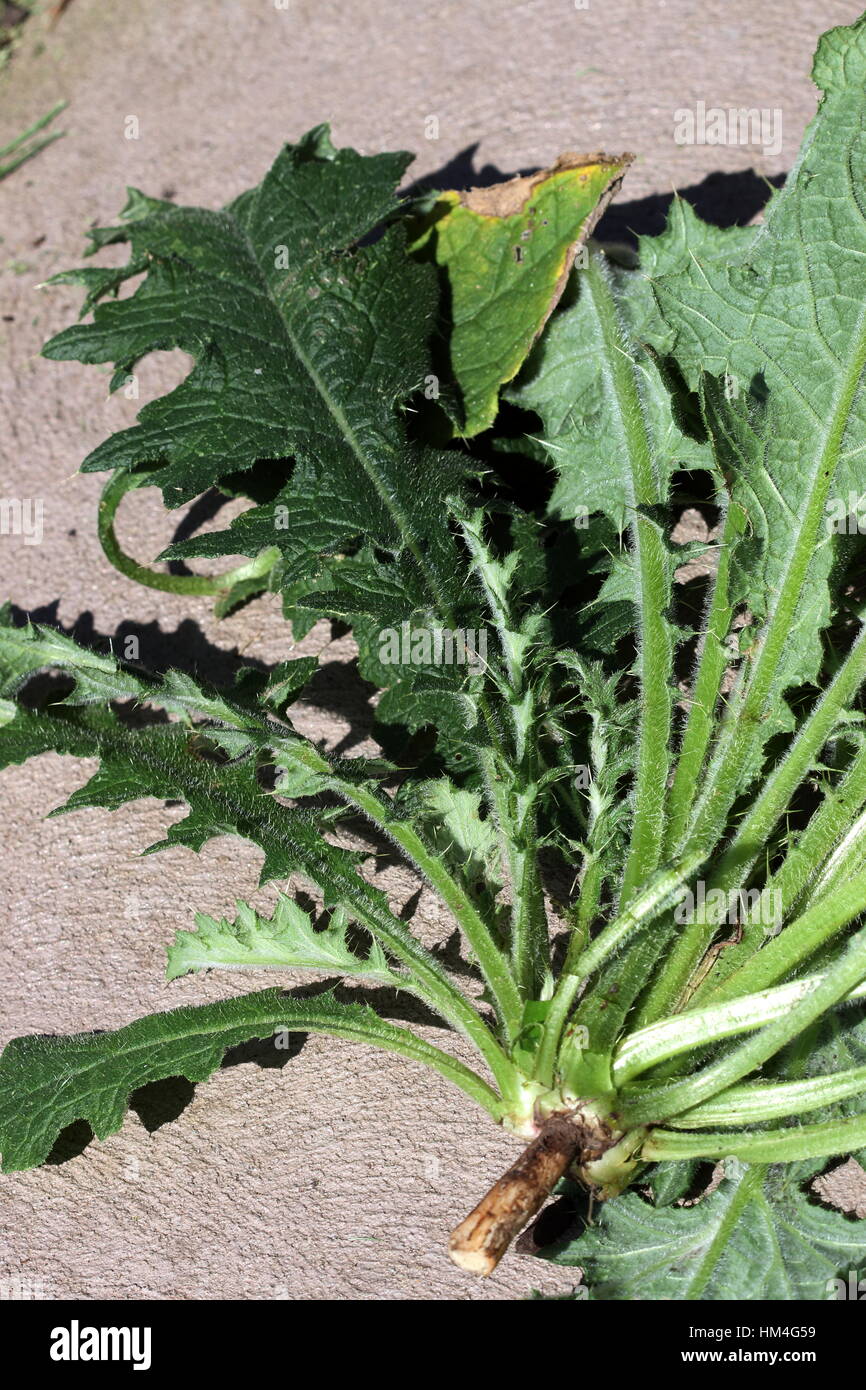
[1,0,864,1301]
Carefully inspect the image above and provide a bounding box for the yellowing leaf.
[416,152,631,435]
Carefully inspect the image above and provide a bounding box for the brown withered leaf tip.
[455,151,634,219]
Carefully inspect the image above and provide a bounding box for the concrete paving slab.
[0,0,863,1301]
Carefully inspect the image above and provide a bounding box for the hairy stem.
[614,970,866,1086]
[480,748,548,1001]
[664,490,745,854]
[696,862,866,1008]
[665,1064,866,1129]
[531,850,705,1087]
[644,1113,866,1164]
[689,739,866,1002]
[99,471,278,596]
[643,622,866,1022]
[620,922,866,1125]
[582,251,674,905]
[347,779,523,1040]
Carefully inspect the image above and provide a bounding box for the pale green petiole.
[620,923,866,1125]
[644,1111,866,1165]
[614,972,866,1087]
[702,862,866,1006]
[664,1064,866,1129]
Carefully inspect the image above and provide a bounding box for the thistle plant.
[4,14,866,1300]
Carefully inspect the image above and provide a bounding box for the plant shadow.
[404,142,786,242]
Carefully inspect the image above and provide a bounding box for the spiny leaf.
[43,128,467,626]
[166,896,399,983]
[539,1159,866,1300]
[0,616,470,1030]
[645,15,866,818]
[0,988,499,1173]
[233,657,318,716]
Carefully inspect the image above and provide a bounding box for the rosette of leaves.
[4,15,866,1300]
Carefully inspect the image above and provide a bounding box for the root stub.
[449,1113,603,1277]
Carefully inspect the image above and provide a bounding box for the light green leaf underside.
[166,896,399,983]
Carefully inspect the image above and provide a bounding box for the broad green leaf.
[166,896,399,983]
[42,127,467,630]
[645,16,866,833]
[415,154,630,436]
[539,1160,866,1300]
[40,130,582,773]
[0,989,500,1172]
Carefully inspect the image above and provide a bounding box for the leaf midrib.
[1,993,498,1143]
[686,286,866,856]
[233,218,456,624]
